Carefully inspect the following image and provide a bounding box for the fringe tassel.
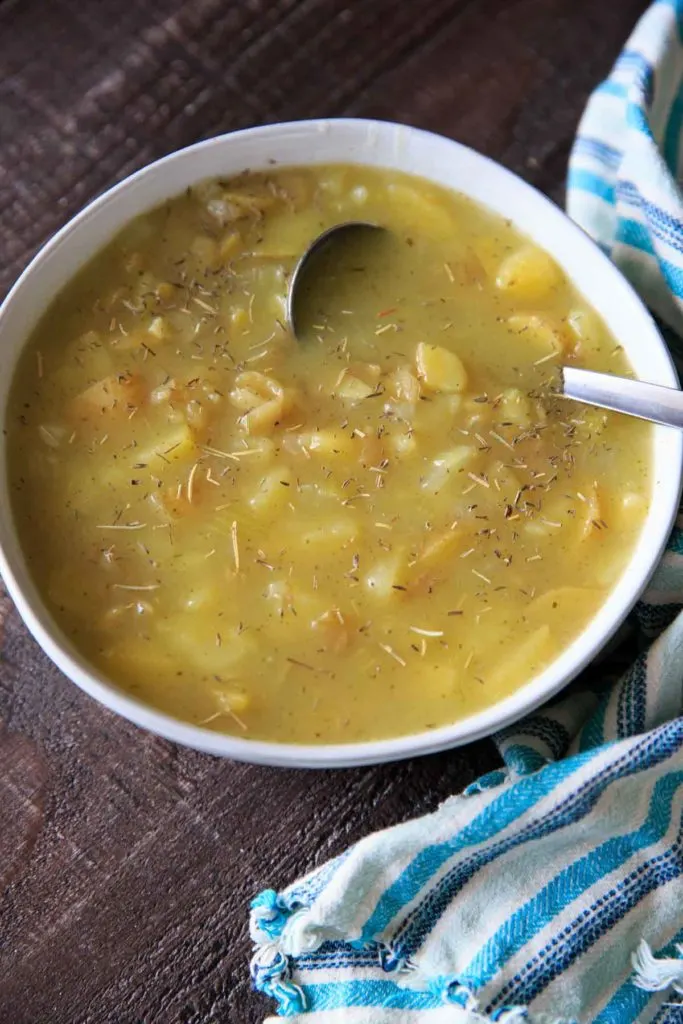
[631,939,683,994]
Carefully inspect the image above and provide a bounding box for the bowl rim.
[1,116,681,768]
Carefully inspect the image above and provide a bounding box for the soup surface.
[7,165,650,743]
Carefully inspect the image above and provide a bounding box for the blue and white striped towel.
[249,4,683,1021]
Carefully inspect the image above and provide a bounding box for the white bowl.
[0,119,680,767]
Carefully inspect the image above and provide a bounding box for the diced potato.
[506,314,565,358]
[305,429,355,457]
[209,688,251,716]
[249,467,294,513]
[183,584,222,612]
[270,292,288,320]
[253,209,324,259]
[421,446,474,493]
[140,423,196,466]
[529,587,604,624]
[497,388,533,428]
[229,370,299,435]
[265,580,294,617]
[160,619,257,673]
[524,519,562,538]
[407,529,466,596]
[301,518,358,548]
[485,625,553,689]
[148,316,171,341]
[496,245,563,303]
[207,191,275,225]
[462,395,494,430]
[417,527,463,567]
[618,491,648,527]
[387,182,456,237]
[102,601,154,627]
[244,436,277,463]
[311,608,354,654]
[184,399,208,431]
[416,342,468,394]
[191,235,220,269]
[231,306,248,330]
[109,328,148,353]
[576,407,609,440]
[103,637,176,681]
[364,552,408,599]
[389,431,417,458]
[155,281,176,303]
[334,362,381,403]
[276,171,315,208]
[318,169,348,196]
[386,364,421,405]
[412,393,463,435]
[71,373,145,421]
[264,580,324,621]
[219,230,242,261]
[567,308,603,354]
[459,248,488,288]
[65,329,107,368]
[148,486,189,521]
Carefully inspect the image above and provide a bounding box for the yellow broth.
[7,165,650,743]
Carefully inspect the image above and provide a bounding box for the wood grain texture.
[0,0,648,1020]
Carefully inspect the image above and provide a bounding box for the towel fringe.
[631,939,683,995]
[250,941,307,1016]
[250,892,580,1022]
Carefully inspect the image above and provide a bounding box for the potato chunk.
[364,552,408,599]
[301,518,358,548]
[486,625,553,689]
[71,372,145,421]
[529,587,604,624]
[386,364,421,405]
[421,446,474,493]
[334,363,381,403]
[140,423,196,467]
[249,467,294,513]
[416,342,468,393]
[311,608,354,654]
[229,370,298,434]
[497,388,533,428]
[496,245,562,303]
[506,314,565,358]
[147,316,171,341]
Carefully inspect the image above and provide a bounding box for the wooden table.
[0,1,648,1020]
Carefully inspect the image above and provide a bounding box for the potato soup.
[7,165,650,743]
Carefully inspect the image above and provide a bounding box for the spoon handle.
[562,366,683,429]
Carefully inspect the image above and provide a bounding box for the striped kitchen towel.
[567,0,683,354]
[249,4,683,1022]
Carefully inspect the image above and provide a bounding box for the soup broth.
[7,165,650,743]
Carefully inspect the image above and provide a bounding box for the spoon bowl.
[286,221,386,341]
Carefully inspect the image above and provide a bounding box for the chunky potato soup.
[7,166,650,743]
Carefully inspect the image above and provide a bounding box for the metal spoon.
[561,366,683,429]
[286,224,683,429]
[286,221,385,341]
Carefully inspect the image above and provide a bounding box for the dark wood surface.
[0,1,649,1021]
